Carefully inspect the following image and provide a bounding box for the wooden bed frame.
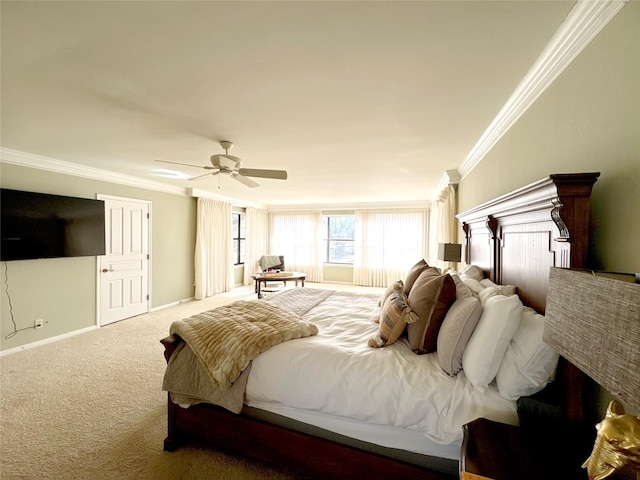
[161,172,600,480]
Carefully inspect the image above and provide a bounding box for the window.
[232,212,246,265]
[322,215,355,264]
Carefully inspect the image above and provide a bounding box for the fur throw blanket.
[170,300,318,390]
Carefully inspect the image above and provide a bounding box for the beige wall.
[458,2,640,273]
[1,163,196,350]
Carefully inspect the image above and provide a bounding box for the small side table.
[460,418,538,480]
[251,272,307,298]
[460,418,591,480]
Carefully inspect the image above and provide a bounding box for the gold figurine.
[583,400,640,480]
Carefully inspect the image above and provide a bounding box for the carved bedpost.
[551,199,572,268]
[462,222,470,265]
[549,173,600,270]
[486,216,499,282]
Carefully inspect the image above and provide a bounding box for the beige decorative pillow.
[368,290,418,348]
[406,272,457,353]
[436,297,483,376]
[403,259,430,295]
[378,279,404,306]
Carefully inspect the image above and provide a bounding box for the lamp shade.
[438,243,462,263]
[543,267,640,411]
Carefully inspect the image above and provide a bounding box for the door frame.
[96,194,152,327]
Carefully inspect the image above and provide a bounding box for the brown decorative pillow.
[406,272,456,353]
[403,259,430,295]
[368,289,418,348]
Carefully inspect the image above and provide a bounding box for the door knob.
[102,268,114,273]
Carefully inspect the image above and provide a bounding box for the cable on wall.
[3,262,31,339]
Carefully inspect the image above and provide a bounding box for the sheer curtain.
[243,207,269,286]
[435,184,458,270]
[269,211,324,282]
[194,197,233,299]
[353,209,428,287]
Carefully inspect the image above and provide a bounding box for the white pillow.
[480,278,498,289]
[460,264,484,282]
[495,307,560,400]
[478,286,501,306]
[461,277,484,294]
[462,294,522,392]
[480,278,517,296]
[498,284,517,296]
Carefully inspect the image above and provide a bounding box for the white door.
[98,196,150,326]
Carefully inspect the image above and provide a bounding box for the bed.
[160,172,600,479]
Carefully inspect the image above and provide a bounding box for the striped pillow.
[368,289,418,348]
[378,279,404,307]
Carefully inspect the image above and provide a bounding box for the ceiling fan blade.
[156,159,215,170]
[238,168,287,180]
[231,172,260,188]
[189,170,220,181]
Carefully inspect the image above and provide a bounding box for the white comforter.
[247,289,518,445]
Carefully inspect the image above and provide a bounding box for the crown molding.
[459,0,628,178]
[435,169,461,194]
[0,147,188,195]
[0,148,426,210]
[0,147,270,207]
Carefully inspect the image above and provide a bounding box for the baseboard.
[0,325,98,357]
[150,297,195,312]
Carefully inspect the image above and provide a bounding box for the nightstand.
[460,418,590,480]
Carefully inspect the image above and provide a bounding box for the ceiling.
[0,1,577,208]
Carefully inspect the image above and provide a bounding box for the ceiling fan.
[155,141,287,188]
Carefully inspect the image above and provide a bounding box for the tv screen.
[1,188,106,261]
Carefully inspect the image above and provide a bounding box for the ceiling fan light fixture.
[210,154,240,170]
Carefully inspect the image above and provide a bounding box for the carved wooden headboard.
[457,172,600,424]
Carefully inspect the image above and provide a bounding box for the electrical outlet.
[35,319,44,329]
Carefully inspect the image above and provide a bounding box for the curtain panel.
[244,207,269,285]
[268,211,324,282]
[194,198,233,299]
[353,209,428,288]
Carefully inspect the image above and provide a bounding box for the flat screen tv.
[1,188,106,261]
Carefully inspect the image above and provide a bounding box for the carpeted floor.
[0,285,324,480]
